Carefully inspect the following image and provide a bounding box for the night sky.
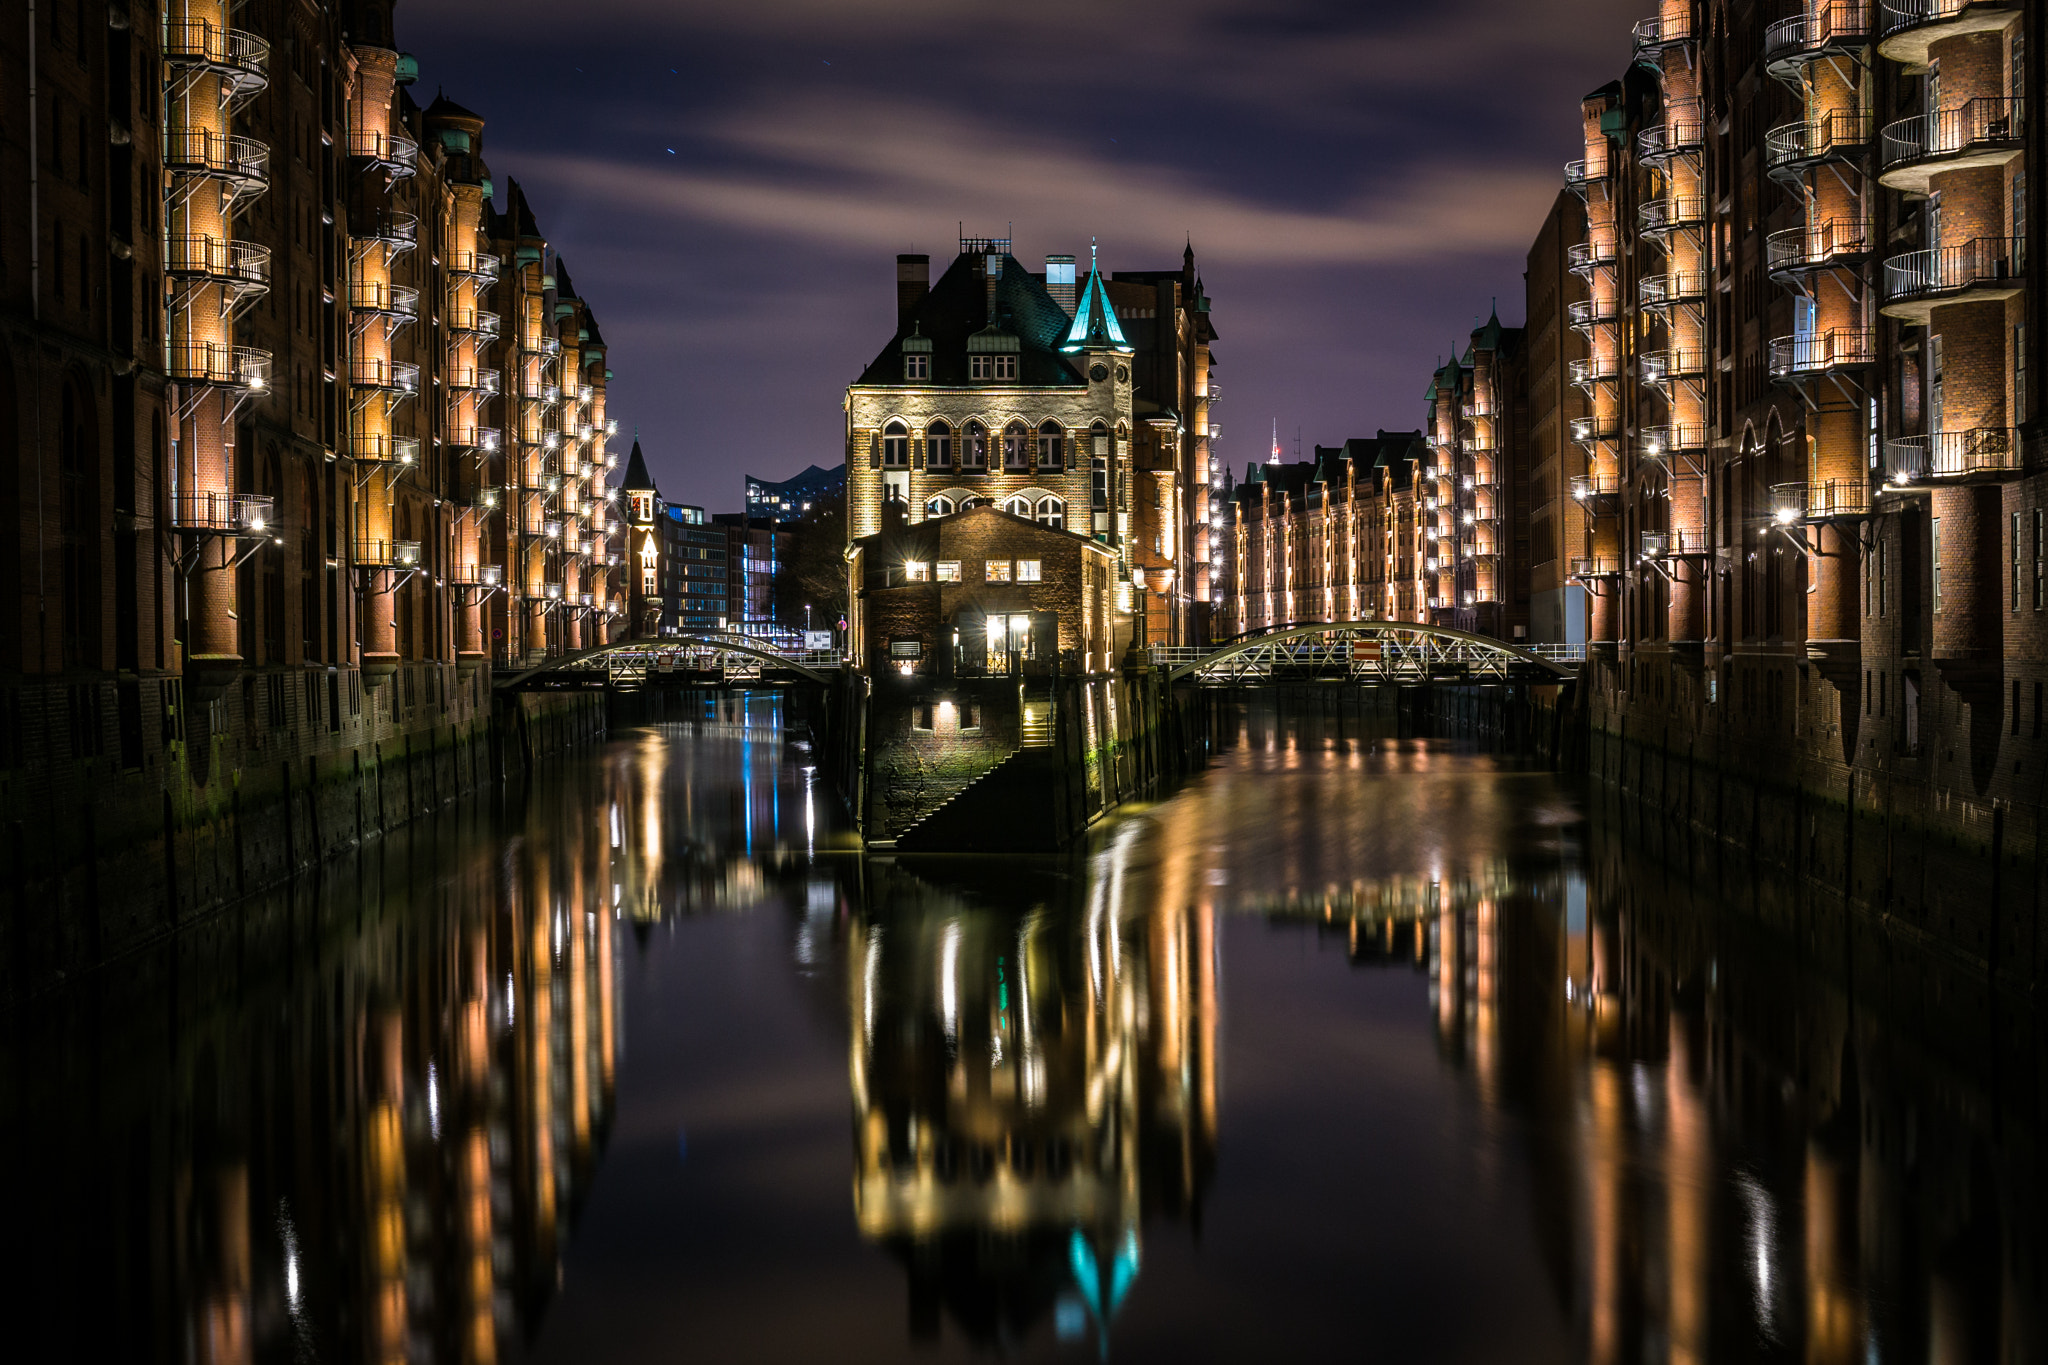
[401,0,1644,512]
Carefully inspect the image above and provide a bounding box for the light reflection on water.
[1,696,2038,1363]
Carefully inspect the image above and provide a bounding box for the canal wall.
[1586,648,2047,989]
[0,668,606,1004]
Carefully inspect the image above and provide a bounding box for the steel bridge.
[1147,621,1581,687]
[496,634,842,691]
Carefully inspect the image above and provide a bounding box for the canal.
[4,697,2039,1362]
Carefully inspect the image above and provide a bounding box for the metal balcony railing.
[164,235,271,288]
[1883,237,2025,305]
[348,280,418,318]
[352,435,420,465]
[166,341,271,390]
[1639,270,1708,308]
[1885,428,2022,480]
[1765,217,1872,273]
[1772,478,1871,520]
[1641,425,1708,457]
[355,539,422,568]
[1568,240,1618,272]
[1633,12,1695,55]
[1570,416,1619,446]
[353,210,419,251]
[164,129,269,191]
[1641,349,1708,385]
[450,563,504,587]
[447,367,501,395]
[1764,2,1871,74]
[449,251,501,281]
[1880,0,2023,43]
[1565,158,1611,193]
[349,128,419,176]
[349,357,420,393]
[1569,556,1622,579]
[1639,104,1707,162]
[163,20,271,99]
[1640,195,1708,234]
[1570,357,1621,386]
[449,425,501,452]
[1641,528,1709,558]
[171,492,274,533]
[1765,110,1876,173]
[1881,98,2025,178]
[448,307,501,338]
[1568,296,1619,327]
[1768,328,1878,378]
[1571,473,1621,501]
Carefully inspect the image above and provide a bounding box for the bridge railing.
[1149,638,1583,671]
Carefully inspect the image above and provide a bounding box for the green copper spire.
[1060,240,1133,354]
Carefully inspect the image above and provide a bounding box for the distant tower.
[622,439,662,636]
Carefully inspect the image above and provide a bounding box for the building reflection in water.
[846,828,1218,1353]
[4,706,2040,1362]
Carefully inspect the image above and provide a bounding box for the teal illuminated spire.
[1060,239,1133,354]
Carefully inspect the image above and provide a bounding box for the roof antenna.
[1091,236,1098,272]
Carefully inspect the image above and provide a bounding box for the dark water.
[4,697,2041,1363]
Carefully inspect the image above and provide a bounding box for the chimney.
[1046,254,1077,315]
[896,255,929,329]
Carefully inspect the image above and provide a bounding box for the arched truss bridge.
[497,634,840,691]
[1147,621,1582,687]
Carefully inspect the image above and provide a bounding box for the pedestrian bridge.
[1147,621,1582,687]
[496,634,843,691]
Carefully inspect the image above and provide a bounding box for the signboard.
[803,631,834,652]
[1351,640,1382,662]
[889,638,923,659]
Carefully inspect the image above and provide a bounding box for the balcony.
[171,492,274,534]
[448,367,501,395]
[350,357,420,394]
[352,210,418,253]
[1567,296,1619,329]
[1765,217,1872,276]
[349,128,419,178]
[1641,425,1708,459]
[1764,110,1876,180]
[1879,99,2025,192]
[449,251,501,281]
[451,425,502,452]
[1881,236,2025,319]
[1565,159,1611,195]
[166,341,271,392]
[1568,556,1622,580]
[1570,473,1622,501]
[1640,194,1707,236]
[1771,478,1871,521]
[163,20,270,102]
[1568,239,1618,274]
[1878,0,2023,67]
[165,234,270,301]
[1768,328,1878,379]
[1639,270,1708,309]
[1764,2,1872,79]
[448,307,501,338]
[1638,104,1706,163]
[1641,349,1707,386]
[451,563,504,588]
[163,129,269,202]
[1642,527,1710,558]
[356,539,422,568]
[1570,357,1621,387]
[349,280,419,320]
[1884,427,2021,481]
[352,434,419,465]
[1632,11,1695,58]
[1570,416,1619,447]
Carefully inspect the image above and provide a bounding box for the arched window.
[1037,420,1063,471]
[957,495,984,512]
[1036,495,1066,530]
[926,419,953,470]
[882,420,909,469]
[1003,420,1029,470]
[963,421,988,472]
[1002,493,1034,519]
[925,493,955,518]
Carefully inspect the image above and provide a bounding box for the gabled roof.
[854,252,1086,388]
[622,439,655,492]
[1061,265,1133,354]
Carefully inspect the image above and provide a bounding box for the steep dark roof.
[554,257,578,301]
[622,440,655,492]
[424,91,483,123]
[855,252,1087,388]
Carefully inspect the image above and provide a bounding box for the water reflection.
[3,699,2039,1362]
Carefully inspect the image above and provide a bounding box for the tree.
[771,497,847,633]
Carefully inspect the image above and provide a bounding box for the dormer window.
[904,353,929,381]
[969,354,1017,381]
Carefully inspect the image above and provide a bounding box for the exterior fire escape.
[1566,90,1628,621]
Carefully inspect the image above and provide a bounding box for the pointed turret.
[1060,246,1133,354]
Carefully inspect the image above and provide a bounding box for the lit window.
[1004,421,1029,469]
[1016,559,1042,582]
[1037,420,1063,469]
[925,494,955,518]
[963,422,988,471]
[904,353,929,381]
[904,561,931,582]
[986,560,1012,582]
[882,420,909,468]
[1037,496,1065,530]
[936,560,961,582]
[1002,494,1034,518]
[926,419,953,469]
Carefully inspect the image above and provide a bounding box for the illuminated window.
[926,419,953,469]
[936,560,961,582]
[1037,420,1063,470]
[1002,494,1034,518]
[904,561,931,582]
[1016,559,1041,582]
[882,420,909,468]
[985,560,1012,582]
[925,494,955,518]
[1004,421,1029,469]
[963,421,988,471]
[1037,496,1065,530]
